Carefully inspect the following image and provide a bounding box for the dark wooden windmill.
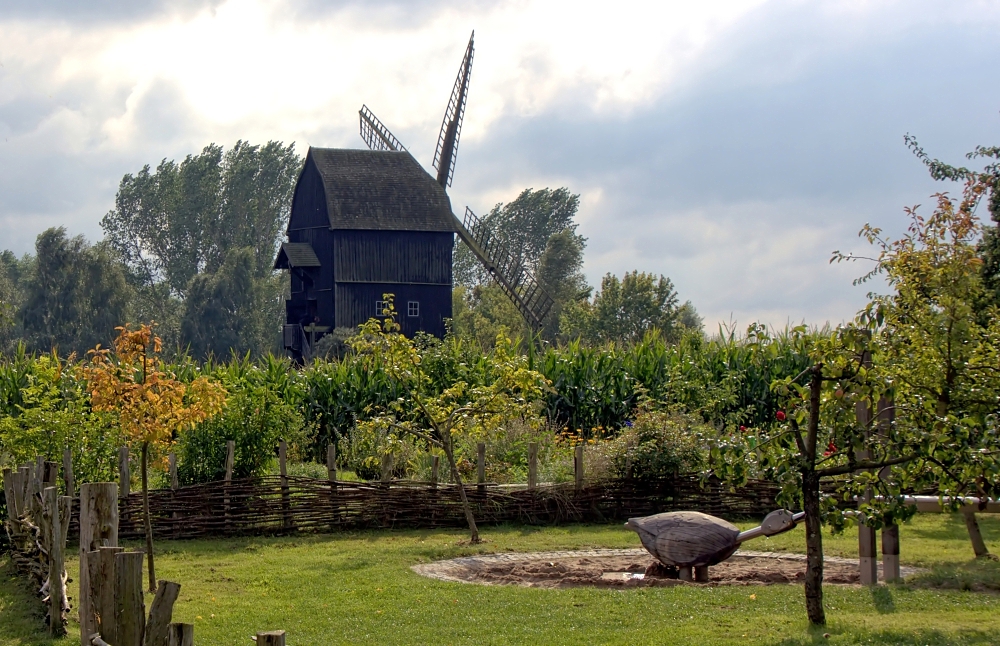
[277,32,553,360]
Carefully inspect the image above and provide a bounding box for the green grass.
[3,514,1000,645]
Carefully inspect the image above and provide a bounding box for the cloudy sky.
[1,0,999,329]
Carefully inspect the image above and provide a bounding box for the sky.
[1,0,999,330]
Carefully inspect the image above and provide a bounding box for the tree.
[101,141,300,350]
[849,179,1000,530]
[82,324,226,590]
[713,176,1000,625]
[560,271,683,345]
[19,228,131,355]
[180,247,283,358]
[712,326,912,625]
[904,134,1000,306]
[351,299,547,543]
[453,187,583,288]
[536,229,591,339]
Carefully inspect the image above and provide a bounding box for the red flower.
[739,425,747,432]
[776,410,786,422]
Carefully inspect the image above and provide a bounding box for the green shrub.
[0,354,122,489]
[176,380,309,485]
[607,404,708,480]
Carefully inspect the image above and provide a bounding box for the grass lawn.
[3,514,1000,645]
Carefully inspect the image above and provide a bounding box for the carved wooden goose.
[625,509,805,581]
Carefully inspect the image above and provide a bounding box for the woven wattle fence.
[105,475,782,541]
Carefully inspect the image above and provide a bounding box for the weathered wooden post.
[145,580,181,646]
[527,442,538,491]
[380,453,393,484]
[89,546,123,645]
[62,449,74,496]
[327,442,338,528]
[167,623,194,646]
[574,444,584,493]
[79,483,119,646]
[854,359,878,585]
[477,442,486,494]
[430,455,440,489]
[44,486,67,636]
[168,453,178,491]
[115,551,146,646]
[256,630,287,645]
[882,524,900,582]
[278,440,291,530]
[224,440,235,532]
[168,453,179,540]
[326,442,337,482]
[119,447,131,497]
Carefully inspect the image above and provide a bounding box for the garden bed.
[412,548,923,588]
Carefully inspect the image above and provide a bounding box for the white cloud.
[0,0,999,329]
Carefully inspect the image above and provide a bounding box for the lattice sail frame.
[359,104,407,152]
[432,31,474,188]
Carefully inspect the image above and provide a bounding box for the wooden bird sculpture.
[625,509,805,581]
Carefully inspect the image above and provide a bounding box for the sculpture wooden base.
[678,565,710,582]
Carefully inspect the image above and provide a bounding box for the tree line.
[0,142,702,358]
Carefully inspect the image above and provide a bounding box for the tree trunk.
[803,366,825,625]
[802,470,825,625]
[441,435,480,543]
[141,442,156,592]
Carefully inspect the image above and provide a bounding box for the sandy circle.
[412,549,920,588]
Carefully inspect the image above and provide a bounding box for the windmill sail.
[359,105,407,152]
[451,207,554,329]
[357,32,556,331]
[433,31,474,188]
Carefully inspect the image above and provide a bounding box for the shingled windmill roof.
[309,147,457,232]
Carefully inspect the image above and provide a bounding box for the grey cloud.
[0,0,225,24]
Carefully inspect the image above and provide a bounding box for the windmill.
[358,32,555,331]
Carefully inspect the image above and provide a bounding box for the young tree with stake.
[351,298,547,543]
[82,324,226,590]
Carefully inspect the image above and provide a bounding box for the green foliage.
[561,270,687,345]
[607,404,708,480]
[101,140,301,350]
[176,356,308,484]
[0,354,122,488]
[18,228,131,356]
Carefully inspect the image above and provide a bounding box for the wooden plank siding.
[279,147,457,352]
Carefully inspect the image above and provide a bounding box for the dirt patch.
[413,549,918,588]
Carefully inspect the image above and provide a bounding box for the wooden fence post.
[114,551,145,646]
[430,455,440,489]
[279,440,291,530]
[79,483,119,646]
[527,442,538,491]
[62,449,74,497]
[145,580,181,646]
[477,442,486,494]
[43,487,66,636]
[854,377,878,585]
[256,630,286,645]
[168,453,178,491]
[224,440,235,532]
[167,623,194,646]
[119,447,130,498]
[381,453,393,484]
[327,442,338,529]
[89,546,123,645]
[327,442,337,482]
[882,524,900,583]
[574,445,584,492]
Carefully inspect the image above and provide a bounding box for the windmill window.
[375,300,390,317]
[407,301,420,317]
